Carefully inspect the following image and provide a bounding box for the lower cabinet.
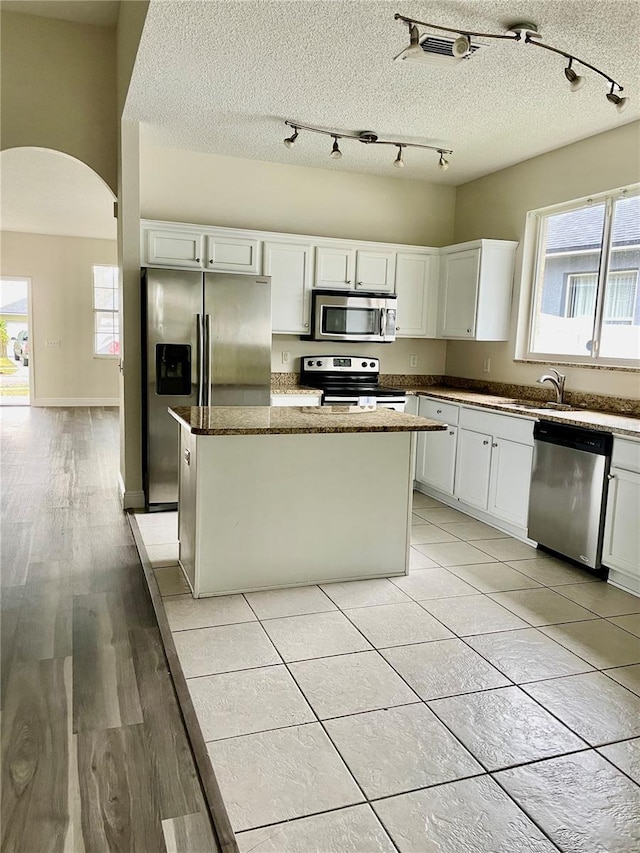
[603,438,640,595]
[454,429,492,508]
[271,393,322,407]
[488,437,534,527]
[415,397,458,495]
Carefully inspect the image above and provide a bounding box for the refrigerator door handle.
[196,313,205,406]
[204,314,212,407]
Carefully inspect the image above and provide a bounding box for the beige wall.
[0,231,119,403]
[140,144,456,247]
[0,11,118,193]
[449,122,640,399]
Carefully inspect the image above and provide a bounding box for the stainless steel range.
[300,356,407,411]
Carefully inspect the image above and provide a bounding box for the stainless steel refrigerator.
[142,267,272,508]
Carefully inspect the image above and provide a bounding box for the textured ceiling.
[125,0,640,186]
[0,148,117,240]
[0,1,120,27]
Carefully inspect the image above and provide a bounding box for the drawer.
[612,437,640,474]
[459,406,534,445]
[418,398,460,424]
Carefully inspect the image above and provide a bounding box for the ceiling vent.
[395,34,482,67]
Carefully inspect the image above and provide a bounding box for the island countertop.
[169,405,447,436]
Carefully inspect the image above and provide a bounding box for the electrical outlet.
[45,340,61,348]
[281,350,290,365]
[409,354,418,368]
[483,357,491,373]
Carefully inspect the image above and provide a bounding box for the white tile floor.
[134,495,640,852]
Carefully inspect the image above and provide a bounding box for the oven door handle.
[380,307,387,339]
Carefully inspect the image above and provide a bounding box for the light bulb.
[607,90,629,112]
[564,65,584,92]
[393,147,405,168]
[284,129,298,149]
[438,152,449,171]
[330,137,342,160]
[452,35,471,58]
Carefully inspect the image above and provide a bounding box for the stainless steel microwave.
[306,290,397,343]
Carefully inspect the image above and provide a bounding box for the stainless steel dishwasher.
[528,421,613,571]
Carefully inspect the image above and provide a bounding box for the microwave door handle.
[380,307,386,339]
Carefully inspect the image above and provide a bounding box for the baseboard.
[32,397,120,407]
[118,472,146,509]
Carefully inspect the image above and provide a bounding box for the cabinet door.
[488,438,533,527]
[206,234,260,273]
[454,427,492,508]
[417,427,458,494]
[264,241,312,334]
[603,467,640,576]
[439,249,480,338]
[395,253,439,337]
[315,245,356,289]
[355,249,396,292]
[147,229,204,268]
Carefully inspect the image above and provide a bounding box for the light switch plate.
[409,354,418,368]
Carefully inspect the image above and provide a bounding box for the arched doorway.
[0,147,118,407]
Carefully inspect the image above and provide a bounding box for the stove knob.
[369,362,375,368]
[361,361,367,367]
[307,360,313,366]
[316,360,322,366]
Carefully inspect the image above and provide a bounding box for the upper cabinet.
[205,233,260,274]
[314,245,356,289]
[146,228,205,269]
[438,239,518,340]
[354,249,396,292]
[264,240,313,335]
[395,252,439,338]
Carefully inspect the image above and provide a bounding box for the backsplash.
[273,372,640,417]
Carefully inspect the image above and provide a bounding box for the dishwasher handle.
[533,421,612,456]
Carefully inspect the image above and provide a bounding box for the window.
[93,265,119,356]
[527,189,640,364]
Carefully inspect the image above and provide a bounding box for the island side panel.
[190,431,413,596]
[178,425,198,592]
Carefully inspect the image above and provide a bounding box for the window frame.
[522,185,640,368]
[92,264,120,359]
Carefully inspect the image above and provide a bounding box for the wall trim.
[32,397,120,407]
[118,472,145,509]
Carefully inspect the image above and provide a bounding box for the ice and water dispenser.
[155,343,191,396]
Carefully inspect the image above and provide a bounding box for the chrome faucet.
[537,368,566,404]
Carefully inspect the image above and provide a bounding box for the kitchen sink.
[508,400,576,411]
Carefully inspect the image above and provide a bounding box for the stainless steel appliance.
[142,267,271,508]
[306,290,397,343]
[528,421,613,571]
[300,356,407,411]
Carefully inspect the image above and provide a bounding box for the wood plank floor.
[1,407,220,852]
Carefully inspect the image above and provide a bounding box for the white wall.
[450,122,640,399]
[0,231,119,404]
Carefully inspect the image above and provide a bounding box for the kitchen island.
[169,405,446,597]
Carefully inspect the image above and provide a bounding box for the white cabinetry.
[415,398,458,495]
[264,241,313,334]
[603,438,640,595]
[454,428,492,508]
[314,245,356,289]
[395,252,439,338]
[438,239,517,340]
[146,228,204,268]
[205,233,260,273]
[270,393,322,407]
[354,249,396,292]
[488,436,534,527]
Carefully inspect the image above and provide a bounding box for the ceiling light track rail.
[283,120,452,170]
[394,12,627,110]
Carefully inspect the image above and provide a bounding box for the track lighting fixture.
[564,59,585,92]
[393,146,405,168]
[606,83,629,113]
[283,127,299,148]
[282,121,453,170]
[394,13,628,110]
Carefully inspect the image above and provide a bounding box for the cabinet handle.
[195,258,200,263]
[466,328,472,333]
[607,473,615,480]
[436,408,442,414]
[483,440,489,445]
[492,442,498,448]
[449,431,455,436]
[209,259,214,263]
[304,323,309,328]
[184,448,191,466]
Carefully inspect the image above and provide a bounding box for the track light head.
[607,84,629,112]
[393,146,405,168]
[283,128,299,149]
[330,136,342,159]
[452,34,471,58]
[564,61,584,92]
[438,151,449,171]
